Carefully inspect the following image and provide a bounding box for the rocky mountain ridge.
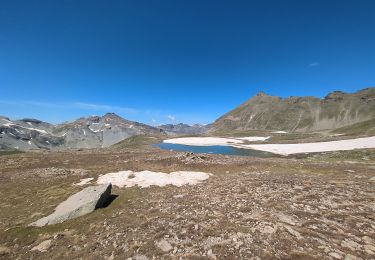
[211,87,375,133]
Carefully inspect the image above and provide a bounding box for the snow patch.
[97,170,210,188]
[243,136,375,155]
[12,125,48,134]
[88,126,100,133]
[272,131,288,134]
[11,125,48,134]
[163,136,375,155]
[330,134,344,137]
[236,136,270,142]
[74,178,94,186]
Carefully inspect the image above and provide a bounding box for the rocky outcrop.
[30,184,112,227]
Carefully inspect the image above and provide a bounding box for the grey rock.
[30,184,112,227]
[31,239,53,252]
[155,239,173,252]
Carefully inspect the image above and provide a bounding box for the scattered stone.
[207,249,216,259]
[362,236,374,244]
[276,213,298,226]
[30,184,112,226]
[133,255,148,260]
[364,244,375,255]
[284,225,302,239]
[0,245,11,255]
[252,222,277,234]
[329,251,342,259]
[155,239,173,252]
[106,252,115,260]
[30,167,89,178]
[31,240,52,252]
[344,254,360,260]
[341,239,361,251]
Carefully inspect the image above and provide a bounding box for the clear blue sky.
[0,0,374,125]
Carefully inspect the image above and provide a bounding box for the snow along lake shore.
[163,136,375,155]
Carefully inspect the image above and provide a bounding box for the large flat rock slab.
[30,184,112,227]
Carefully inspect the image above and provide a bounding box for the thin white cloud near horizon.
[308,62,320,67]
[167,115,176,121]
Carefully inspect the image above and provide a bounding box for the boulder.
[31,239,52,252]
[30,184,112,227]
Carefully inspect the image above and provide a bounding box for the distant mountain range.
[210,87,375,134]
[1,87,374,150]
[0,113,208,150]
[158,123,209,136]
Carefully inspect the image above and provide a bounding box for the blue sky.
[0,0,374,125]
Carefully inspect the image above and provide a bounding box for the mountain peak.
[103,112,122,119]
[256,91,268,97]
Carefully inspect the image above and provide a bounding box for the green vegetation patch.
[0,150,24,156]
[331,118,375,136]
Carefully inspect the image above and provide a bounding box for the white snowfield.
[163,136,269,146]
[97,170,210,188]
[242,136,375,155]
[236,136,270,141]
[163,136,375,155]
[271,131,288,134]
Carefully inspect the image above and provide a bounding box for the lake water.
[154,142,276,158]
